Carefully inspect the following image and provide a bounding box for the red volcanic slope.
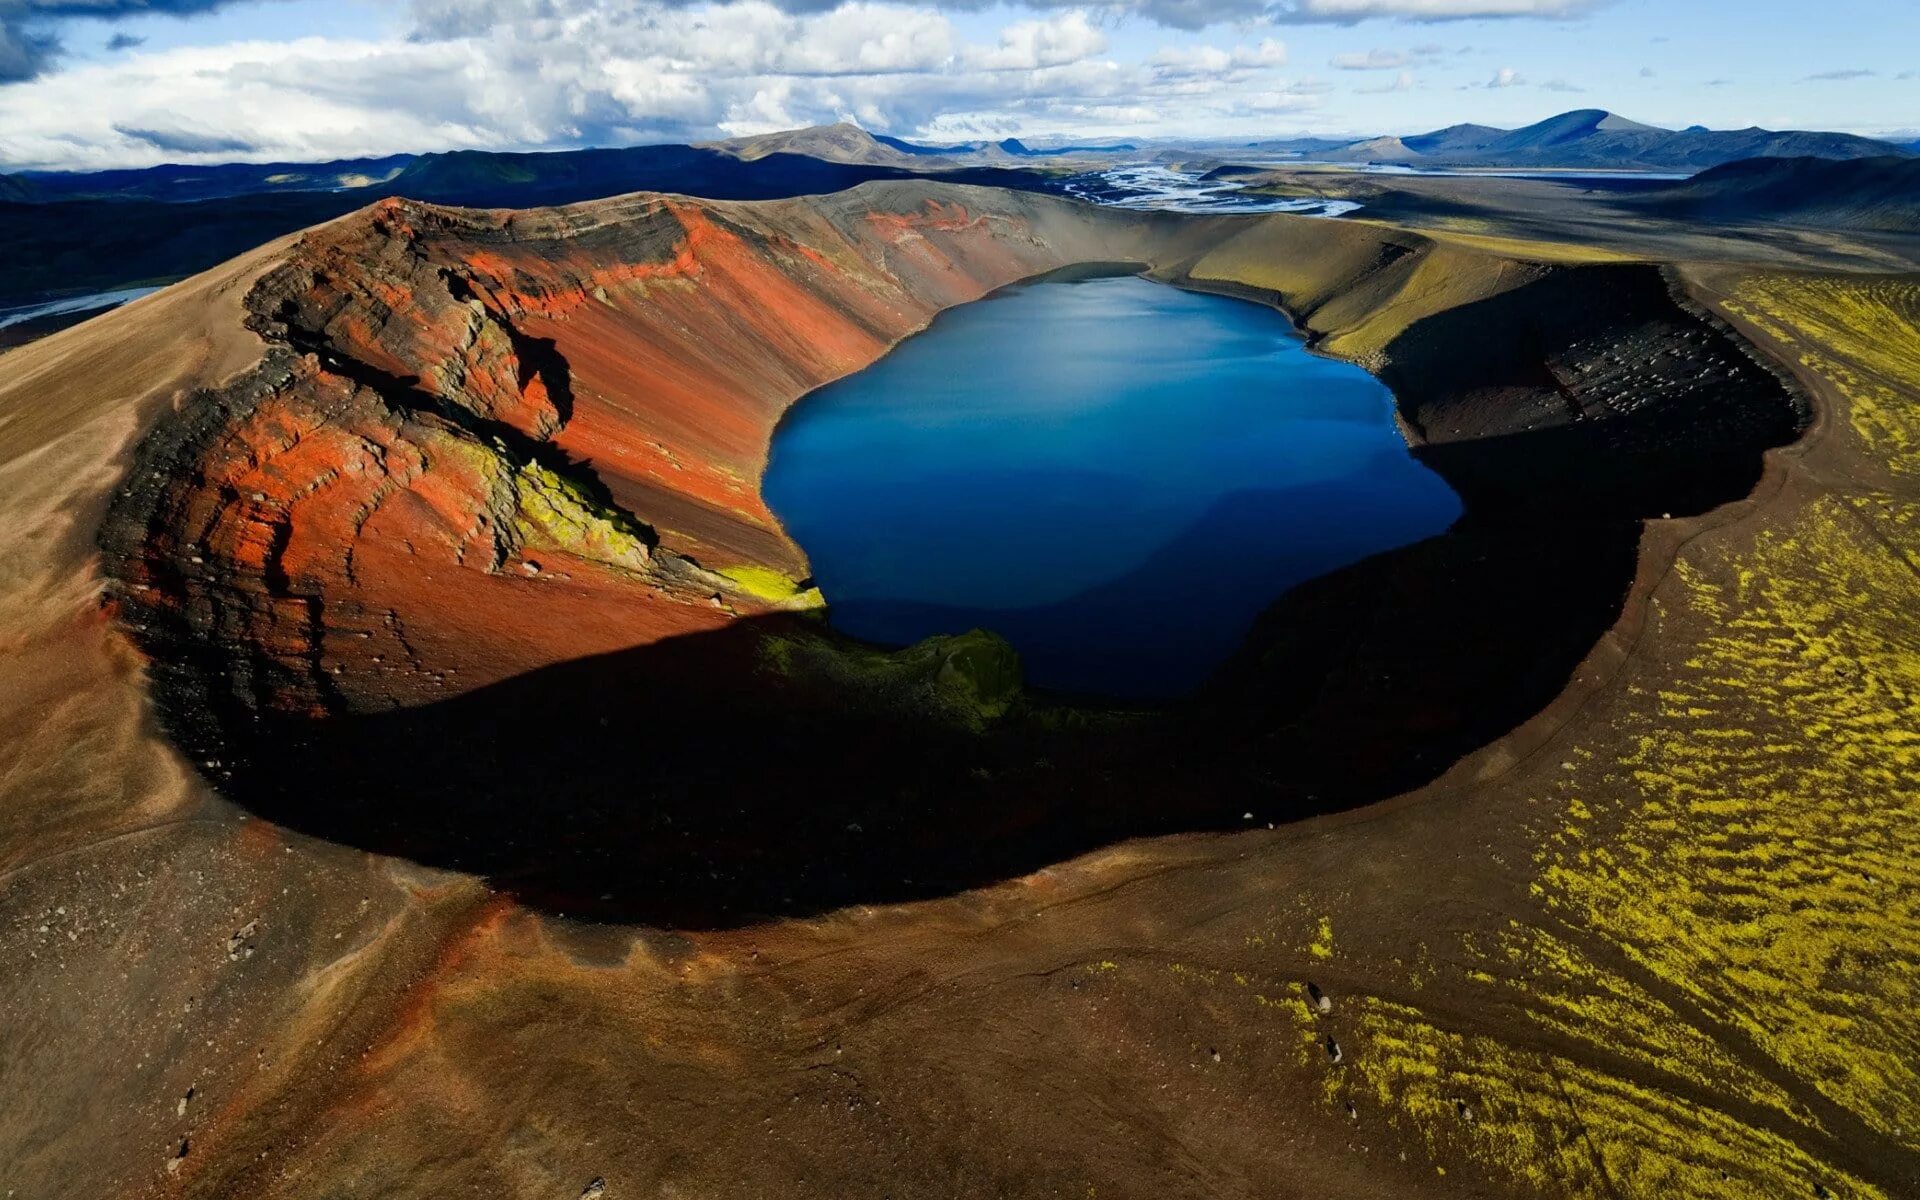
[105,187,1172,719]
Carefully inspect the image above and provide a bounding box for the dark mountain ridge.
[1338,109,1907,170]
[1636,154,1920,233]
[12,153,414,203]
[993,136,1137,156]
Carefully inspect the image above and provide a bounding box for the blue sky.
[1,0,1913,170]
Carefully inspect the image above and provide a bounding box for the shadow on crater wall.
[205,514,1642,927]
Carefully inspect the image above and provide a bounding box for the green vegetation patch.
[510,457,654,573]
[716,563,825,609]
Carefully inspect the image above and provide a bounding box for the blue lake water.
[763,273,1462,699]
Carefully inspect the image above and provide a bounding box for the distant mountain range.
[710,123,1135,166]
[713,111,1905,173]
[4,112,1906,210]
[1316,109,1907,171]
[705,123,938,168]
[0,124,1116,209]
[2,110,1912,316]
[982,136,1139,158]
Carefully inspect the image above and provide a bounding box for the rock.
[580,1179,607,1199]
[1324,1035,1343,1064]
[1307,981,1332,1014]
[226,920,259,961]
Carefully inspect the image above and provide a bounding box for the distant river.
[0,285,163,330]
[763,273,1462,699]
[1062,161,1690,216]
[1062,164,1362,215]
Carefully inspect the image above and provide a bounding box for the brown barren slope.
[1,180,1914,1200]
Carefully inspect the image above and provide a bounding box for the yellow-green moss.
[1721,275,1920,476]
[1186,226,1555,360]
[1413,223,1640,266]
[716,564,825,609]
[510,459,653,573]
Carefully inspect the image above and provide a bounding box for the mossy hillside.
[1182,217,1425,340]
[1398,491,1916,1200]
[1182,222,1559,362]
[1721,274,1920,479]
[1338,484,1920,1199]
[1411,223,1642,266]
[1325,273,1920,1198]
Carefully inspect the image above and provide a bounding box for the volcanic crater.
[98,183,1806,925]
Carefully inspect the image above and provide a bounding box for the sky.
[0,0,1913,171]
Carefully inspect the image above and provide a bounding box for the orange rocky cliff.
[100,186,1180,729]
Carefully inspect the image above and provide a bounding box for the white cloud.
[966,12,1107,71]
[1241,86,1324,112]
[1,3,1166,168]
[1355,69,1414,93]
[1331,48,1407,69]
[402,0,1605,37]
[1272,0,1599,18]
[1330,42,1448,70]
[0,0,1627,170]
[1150,37,1287,77]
